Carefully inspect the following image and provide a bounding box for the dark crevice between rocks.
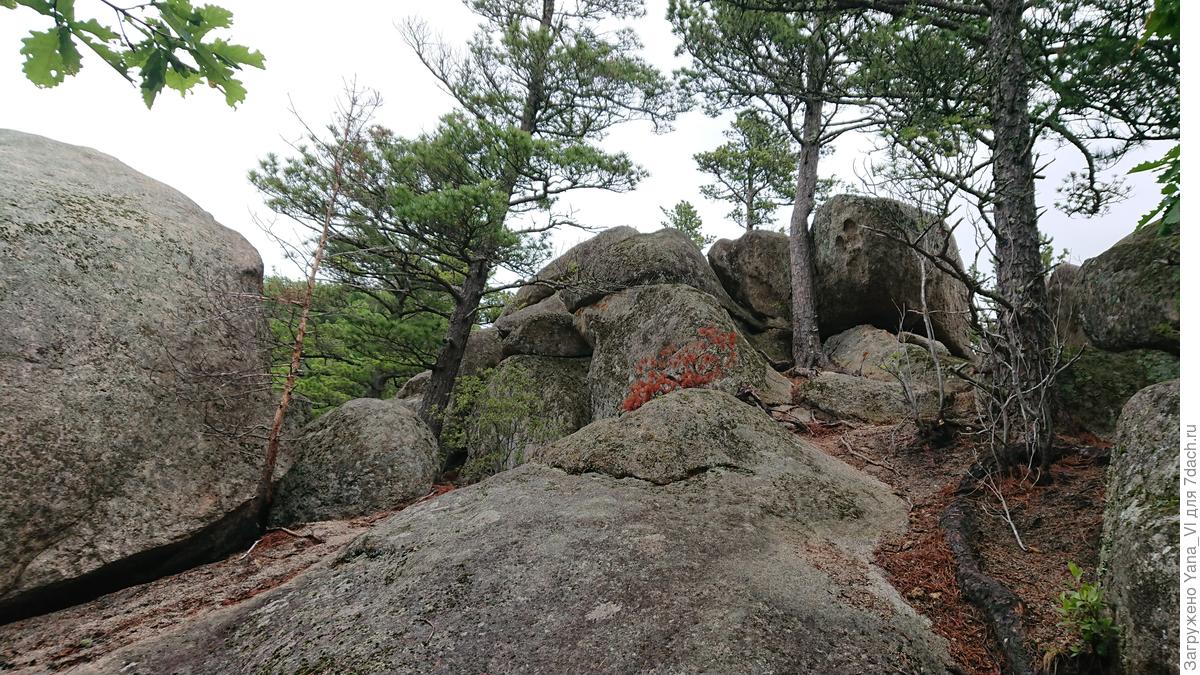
[0,498,262,626]
[552,461,751,486]
[940,463,1036,675]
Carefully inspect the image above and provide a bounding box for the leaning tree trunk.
[787,92,826,370]
[417,0,555,446]
[419,258,490,444]
[988,0,1055,475]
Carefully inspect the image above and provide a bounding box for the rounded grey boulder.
[1101,379,1179,674]
[813,195,974,356]
[707,229,792,323]
[271,398,439,526]
[574,283,791,419]
[1077,224,1179,353]
[0,130,274,620]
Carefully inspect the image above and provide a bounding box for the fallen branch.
[265,526,325,544]
[840,435,902,476]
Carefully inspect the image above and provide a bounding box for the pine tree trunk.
[419,257,490,444]
[787,93,826,370]
[988,0,1055,473]
[416,0,555,444]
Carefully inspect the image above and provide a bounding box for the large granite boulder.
[90,389,953,674]
[1055,347,1179,437]
[0,130,275,621]
[270,398,439,526]
[574,284,791,419]
[506,227,756,326]
[502,225,639,315]
[1101,380,1179,674]
[493,293,590,358]
[793,371,942,424]
[824,325,970,394]
[1077,224,1180,353]
[457,355,592,483]
[1046,263,1090,350]
[813,195,974,356]
[707,230,791,324]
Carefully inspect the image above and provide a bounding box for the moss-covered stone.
[1077,224,1179,353]
[1054,347,1178,437]
[1100,380,1179,674]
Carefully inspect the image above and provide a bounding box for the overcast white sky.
[0,0,1165,278]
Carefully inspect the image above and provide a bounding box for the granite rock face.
[812,195,974,356]
[0,129,275,620]
[1077,224,1180,353]
[1101,380,1180,675]
[90,390,953,674]
[574,284,791,420]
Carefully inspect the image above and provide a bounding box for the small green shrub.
[1056,561,1118,658]
[440,366,550,483]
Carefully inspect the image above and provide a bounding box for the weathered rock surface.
[270,399,439,526]
[1046,263,1090,350]
[1101,380,1179,674]
[89,389,952,674]
[575,284,791,419]
[508,227,756,325]
[824,325,968,394]
[813,195,974,356]
[459,355,592,483]
[0,130,274,621]
[502,225,639,315]
[1077,224,1180,353]
[708,230,791,323]
[461,328,504,375]
[493,293,590,358]
[794,371,941,424]
[396,369,431,400]
[1055,347,1178,437]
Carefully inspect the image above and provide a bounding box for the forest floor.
[795,411,1110,675]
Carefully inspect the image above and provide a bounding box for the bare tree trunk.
[988,0,1055,473]
[257,99,362,517]
[788,94,826,370]
[419,258,489,444]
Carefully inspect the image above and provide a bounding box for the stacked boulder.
[1053,224,1180,436]
[401,225,792,483]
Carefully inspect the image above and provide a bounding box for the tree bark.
[416,0,555,444]
[419,257,490,444]
[787,86,827,367]
[988,0,1055,470]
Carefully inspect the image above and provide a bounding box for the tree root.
[940,464,1036,675]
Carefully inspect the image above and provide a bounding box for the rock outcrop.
[1055,347,1179,436]
[1077,224,1180,353]
[503,225,639,314]
[270,399,439,526]
[89,389,953,674]
[707,230,791,324]
[458,355,592,482]
[0,130,274,621]
[1101,380,1179,675]
[812,195,974,356]
[824,325,967,394]
[575,284,791,419]
[493,293,590,358]
[794,371,942,424]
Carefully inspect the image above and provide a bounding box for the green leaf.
[20,27,81,87]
